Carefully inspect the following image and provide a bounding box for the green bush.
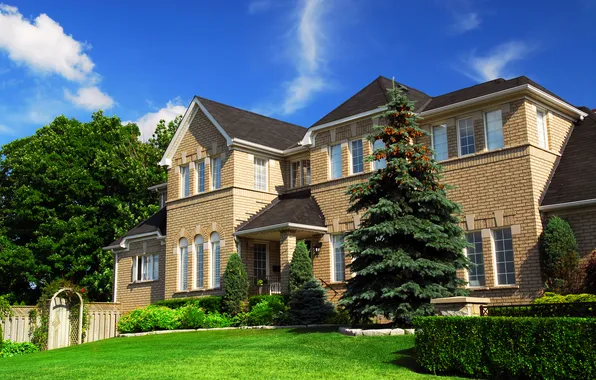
[203,312,234,328]
[289,241,314,293]
[585,251,596,294]
[152,296,222,314]
[287,280,334,325]
[118,306,180,333]
[0,340,39,358]
[245,300,288,326]
[248,295,288,310]
[326,306,351,325]
[222,253,249,315]
[414,316,596,379]
[176,305,206,329]
[541,216,579,292]
[533,292,596,304]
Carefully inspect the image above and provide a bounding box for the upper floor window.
[195,235,204,289]
[350,140,364,174]
[332,234,345,282]
[196,160,205,193]
[457,118,475,156]
[179,238,189,291]
[133,254,159,282]
[303,160,311,185]
[493,227,515,285]
[329,144,342,179]
[291,160,311,188]
[465,231,485,287]
[485,109,504,150]
[211,156,221,190]
[536,110,548,149]
[432,125,448,161]
[254,157,268,191]
[210,232,221,288]
[180,165,190,197]
[373,139,387,170]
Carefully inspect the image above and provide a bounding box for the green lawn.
[0,328,462,379]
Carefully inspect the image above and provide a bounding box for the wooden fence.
[1,303,121,344]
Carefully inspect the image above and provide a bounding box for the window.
[290,160,311,188]
[457,118,475,156]
[350,140,364,174]
[133,254,159,282]
[291,161,301,188]
[253,243,267,280]
[210,232,221,288]
[159,193,166,208]
[180,165,190,197]
[465,232,485,287]
[196,160,205,193]
[179,238,189,291]
[373,139,387,170]
[536,110,548,149]
[254,157,268,191]
[432,125,448,161]
[329,144,342,179]
[195,236,204,289]
[303,160,311,185]
[493,228,515,285]
[332,234,345,282]
[211,157,221,190]
[485,109,504,150]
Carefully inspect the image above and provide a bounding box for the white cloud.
[64,86,115,110]
[127,99,186,141]
[460,41,533,82]
[0,123,15,135]
[0,5,113,110]
[451,12,480,34]
[248,0,274,14]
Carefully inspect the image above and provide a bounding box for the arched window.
[194,235,204,289]
[210,232,221,288]
[179,238,189,291]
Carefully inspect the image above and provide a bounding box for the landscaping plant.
[287,280,334,325]
[0,341,39,358]
[541,216,580,293]
[340,85,469,325]
[222,253,249,315]
[152,296,222,313]
[584,250,596,294]
[289,241,314,293]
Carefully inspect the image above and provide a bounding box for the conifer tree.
[340,85,469,324]
[289,241,314,293]
[223,253,249,315]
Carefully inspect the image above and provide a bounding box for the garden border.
[118,324,346,337]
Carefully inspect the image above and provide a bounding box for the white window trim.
[193,236,205,290]
[464,231,486,289]
[210,233,221,289]
[290,160,300,188]
[329,143,343,180]
[132,254,160,283]
[253,240,270,279]
[179,239,189,291]
[536,108,549,150]
[330,234,345,283]
[456,117,476,157]
[253,156,269,192]
[491,228,516,287]
[211,156,221,190]
[349,139,364,175]
[483,108,504,151]
[180,164,190,198]
[431,124,448,161]
[195,159,205,194]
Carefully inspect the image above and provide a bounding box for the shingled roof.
[542,107,596,207]
[107,208,166,248]
[236,189,325,233]
[310,76,432,127]
[197,97,307,150]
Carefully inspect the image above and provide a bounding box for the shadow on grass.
[389,346,427,374]
[286,327,342,334]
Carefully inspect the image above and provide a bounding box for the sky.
[0,0,595,146]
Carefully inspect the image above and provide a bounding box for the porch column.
[280,229,297,294]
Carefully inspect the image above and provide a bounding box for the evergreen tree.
[541,216,579,292]
[223,253,249,315]
[287,280,334,325]
[289,241,314,293]
[340,85,469,325]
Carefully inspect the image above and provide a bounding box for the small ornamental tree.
[340,85,469,325]
[223,253,249,315]
[541,216,579,293]
[289,241,314,293]
[287,280,334,325]
[584,251,596,294]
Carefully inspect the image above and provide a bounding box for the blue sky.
[0,0,595,146]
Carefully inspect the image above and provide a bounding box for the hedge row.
[413,316,596,379]
[532,292,596,304]
[151,295,289,314]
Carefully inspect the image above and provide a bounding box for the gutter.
[539,198,596,212]
[234,222,328,236]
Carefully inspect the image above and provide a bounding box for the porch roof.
[235,189,326,236]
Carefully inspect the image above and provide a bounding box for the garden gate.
[47,288,83,350]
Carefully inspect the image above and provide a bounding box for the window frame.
[211,156,222,190]
[491,227,516,286]
[179,238,189,291]
[180,164,190,197]
[253,156,268,192]
[290,160,311,188]
[194,235,204,289]
[456,117,476,157]
[431,124,449,161]
[536,108,549,149]
[329,143,343,179]
[331,234,346,283]
[210,232,221,288]
[132,254,159,283]
[195,159,205,194]
[464,231,486,288]
[484,109,504,151]
[252,241,269,281]
[349,139,364,175]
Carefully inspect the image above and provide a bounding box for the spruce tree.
[340,85,469,325]
[223,253,249,315]
[289,241,314,293]
[287,280,334,325]
[541,216,579,292]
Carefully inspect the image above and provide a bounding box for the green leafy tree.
[0,112,181,302]
[287,280,334,325]
[340,85,469,325]
[541,216,579,293]
[223,253,249,315]
[289,241,314,293]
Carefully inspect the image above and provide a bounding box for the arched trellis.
[47,288,84,350]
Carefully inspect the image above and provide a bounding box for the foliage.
[0,113,181,303]
[289,241,314,293]
[0,340,39,358]
[326,306,351,325]
[245,300,288,326]
[584,251,596,294]
[176,305,207,329]
[203,312,234,328]
[117,306,181,333]
[541,216,580,293]
[0,295,12,319]
[248,295,288,310]
[340,85,469,325]
[287,280,334,325]
[152,296,222,313]
[222,253,249,315]
[532,292,596,304]
[414,316,596,379]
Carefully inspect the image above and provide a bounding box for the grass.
[0,328,463,379]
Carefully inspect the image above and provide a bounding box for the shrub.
[327,306,351,325]
[0,340,39,358]
[245,300,288,326]
[248,295,288,310]
[176,305,206,329]
[289,241,313,293]
[287,280,334,325]
[533,292,596,304]
[414,316,596,379]
[203,312,234,328]
[584,251,596,294]
[118,306,180,333]
[152,296,222,314]
[541,216,579,292]
[222,253,249,315]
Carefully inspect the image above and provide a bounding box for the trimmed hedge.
[151,296,222,314]
[414,316,596,379]
[533,292,596,304]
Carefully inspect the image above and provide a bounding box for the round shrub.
[223,253,249,315]
[0,340,39,358]
[118,306,180,333]
[248,295,287,310]
[289,241,313,293]
[245,300,287,326]
[203,312,233,328]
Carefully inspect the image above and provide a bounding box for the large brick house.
[105,76,594,312]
